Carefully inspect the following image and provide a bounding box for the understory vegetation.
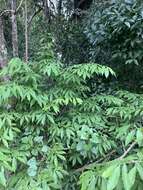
[1,0,143,189]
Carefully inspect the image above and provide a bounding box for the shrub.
[0,48,143,189]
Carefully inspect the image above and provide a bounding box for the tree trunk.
[25,0,28,63]
[11,0,19,57]
[43,0,50,23]
[57,0,62,16]
[44,0,49,17]
[0,17,7,68]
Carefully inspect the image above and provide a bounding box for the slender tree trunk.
[43,0,50,23]
[44,0,49,17]
[0,17,7,68]
[25,0,28,63]
[57,0,62,16]
[11,0,19,57]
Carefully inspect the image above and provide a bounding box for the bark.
[25,0,28,63]
[0,17,7,68]
[43,0,50,23]
[43,0,48,17]
[57,0,62,16]
[11,0,19,57]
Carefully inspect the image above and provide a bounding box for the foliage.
[1,0,143,189]
[85,0,143,91]
[79,90,143,190]
[52,17,91,65]
[0,44,143,189]
[0,45,113,189]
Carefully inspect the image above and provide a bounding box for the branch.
[28,7,42,28]
[0,10,14,17]
[74,142,136,173]
[118,142,136,160]
[75,150,116,173]
[16,0,24,13]
[0,0,24,17]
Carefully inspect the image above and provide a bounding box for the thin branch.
[28,7,42,28]
[74,142,137,173]
[0,0,24,17]
[16,0,24,12]
[118,142,136,160]
[75,150,116,173]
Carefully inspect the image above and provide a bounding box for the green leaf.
[27,167,37,177]
[125,130,135,146]
[128,166,136,188]
[136,129,143,146]
[47,115,55,124]
[136,163,143,180]
[107,165,120,190]
[101,179,107,190]
[42,145,48,153]
[122,164,136,190]
[122,164,130,190]
[125,22,130,28]
[88,176,97,190]
[0,167,6,187]
[12,158,17,172]
[102,164,117,178]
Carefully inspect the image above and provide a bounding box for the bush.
[0,47,143,189]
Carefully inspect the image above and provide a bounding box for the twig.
[75,150,116,173]
[16,0,24,13]
[74,142,137,173]
[118,142,136,160]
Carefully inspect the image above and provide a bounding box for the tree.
[10,0,19,57]
[24,0,28,62]
[0,16,7,68]
[84,0,143,91]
